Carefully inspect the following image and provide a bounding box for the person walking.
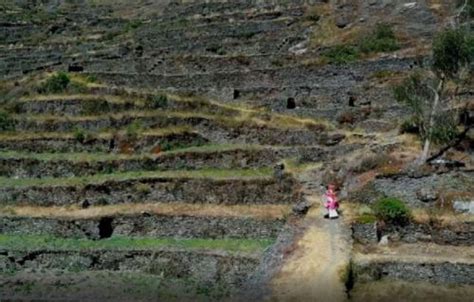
[324,184,339,219]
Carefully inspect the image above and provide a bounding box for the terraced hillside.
[0,79,336,299]
[1,0,473,301]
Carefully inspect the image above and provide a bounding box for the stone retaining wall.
[0,176,298,206]
[0,132,207,153]
[0,146,327,178]
[353,261,474,285]
[0,248,260,287]
[352,222,474,246]
[0,214,285,239]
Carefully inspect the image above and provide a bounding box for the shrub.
[373,197,410,225]
[322,45,359,64]
[0,110,15,131]
[86,75,97,83]
[432,28,470,78]
[73,128,94,143]
[429,112,459,145]
[145,95,168,109]
[359,23,399,54]
[399,118,420,134]
[126,121,142,140]
[39,72,70,93]
[82,99,111,115]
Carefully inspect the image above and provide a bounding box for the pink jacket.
[324,190,339,210]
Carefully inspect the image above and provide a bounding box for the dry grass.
[307,4,362,48]
[0,203,290,220]
[353,242,474,264]
[0,126,193,141]
[411,207,474,226]
[20,94,126,103]
[282,159,323,175]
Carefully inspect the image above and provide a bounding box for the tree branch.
[427,125,472,163]
[455,0,469,27]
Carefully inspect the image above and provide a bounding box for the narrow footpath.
[266,193,352,302]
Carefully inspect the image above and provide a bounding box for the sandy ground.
[266,196,351,302]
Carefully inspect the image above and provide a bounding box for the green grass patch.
[358,23,399,54]
[0,168,273,188]
[321,45,359,64]
[320,23,399,65]
[0,144,264,162]
[356,213,377,224]
[0,125,193,141]
[0,234,274,254]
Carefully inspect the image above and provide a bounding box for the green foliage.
[322,45,359,64]
[86,75,97,83]
[432,28,471,78]
[81,99,111,115]
[393,72,433,139]
[145,95,168,109]
[126,121,142,140]
[356,213,377,224]
[430,112,459,145]
[0,110,15,131]
[399,117,420,135]
[458,0,474,18]
[39,72,70,93]
[373,197,411,225]
[125,20,143,32]
[73,128,94,144]
[359,23,399,53]
[321,23,398,65]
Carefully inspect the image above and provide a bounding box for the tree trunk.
[418,138,431,164]
[417,78,444,165]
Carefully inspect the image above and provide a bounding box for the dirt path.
[266,194,352,302]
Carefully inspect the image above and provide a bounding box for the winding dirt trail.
[266,195,352,302]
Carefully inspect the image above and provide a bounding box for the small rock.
[335,15,350,28]
[403,2,417,9]
[416,188,438,203]
[378,235,389,246]
[292,201,311,216]
[453,200,474,214]
[389,232,400,242]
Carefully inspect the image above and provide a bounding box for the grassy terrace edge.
[0,234,274,254]
[0,144,269,161]
[0,168,274,188]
